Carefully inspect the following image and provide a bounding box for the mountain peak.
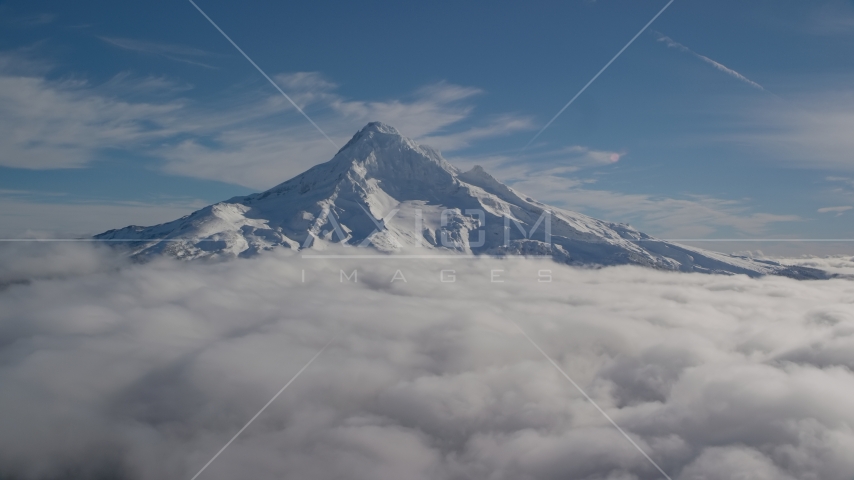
[360,121,399,135]
[329,121,457,180]
[335,121,404,155]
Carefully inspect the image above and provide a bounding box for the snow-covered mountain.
[97,122,827,279]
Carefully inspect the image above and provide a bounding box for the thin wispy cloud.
[188,0,339,149]
[817,205,852,215]
[0,61,186,170]
[98,37,218,69]
[0,50,534,189]
[508,177,800,238]
[8,13,56,27]
[827,176,854,188]
[444,151,798,239]
[418,114,534,151]
[655,32,768,92]
[719,92,854,172]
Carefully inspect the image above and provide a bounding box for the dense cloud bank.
[0,242,126,288]
[1,246,854,479]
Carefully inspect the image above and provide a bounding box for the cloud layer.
[1,246,854,479]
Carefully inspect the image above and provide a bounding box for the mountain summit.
[97,122,825,278]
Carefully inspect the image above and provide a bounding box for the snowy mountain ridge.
[96,122,828,279]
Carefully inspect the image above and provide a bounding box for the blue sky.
[2,0,854,252]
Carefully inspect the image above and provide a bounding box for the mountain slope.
[96,122,827,279]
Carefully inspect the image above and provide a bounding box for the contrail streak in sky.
[655,33,767,92]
